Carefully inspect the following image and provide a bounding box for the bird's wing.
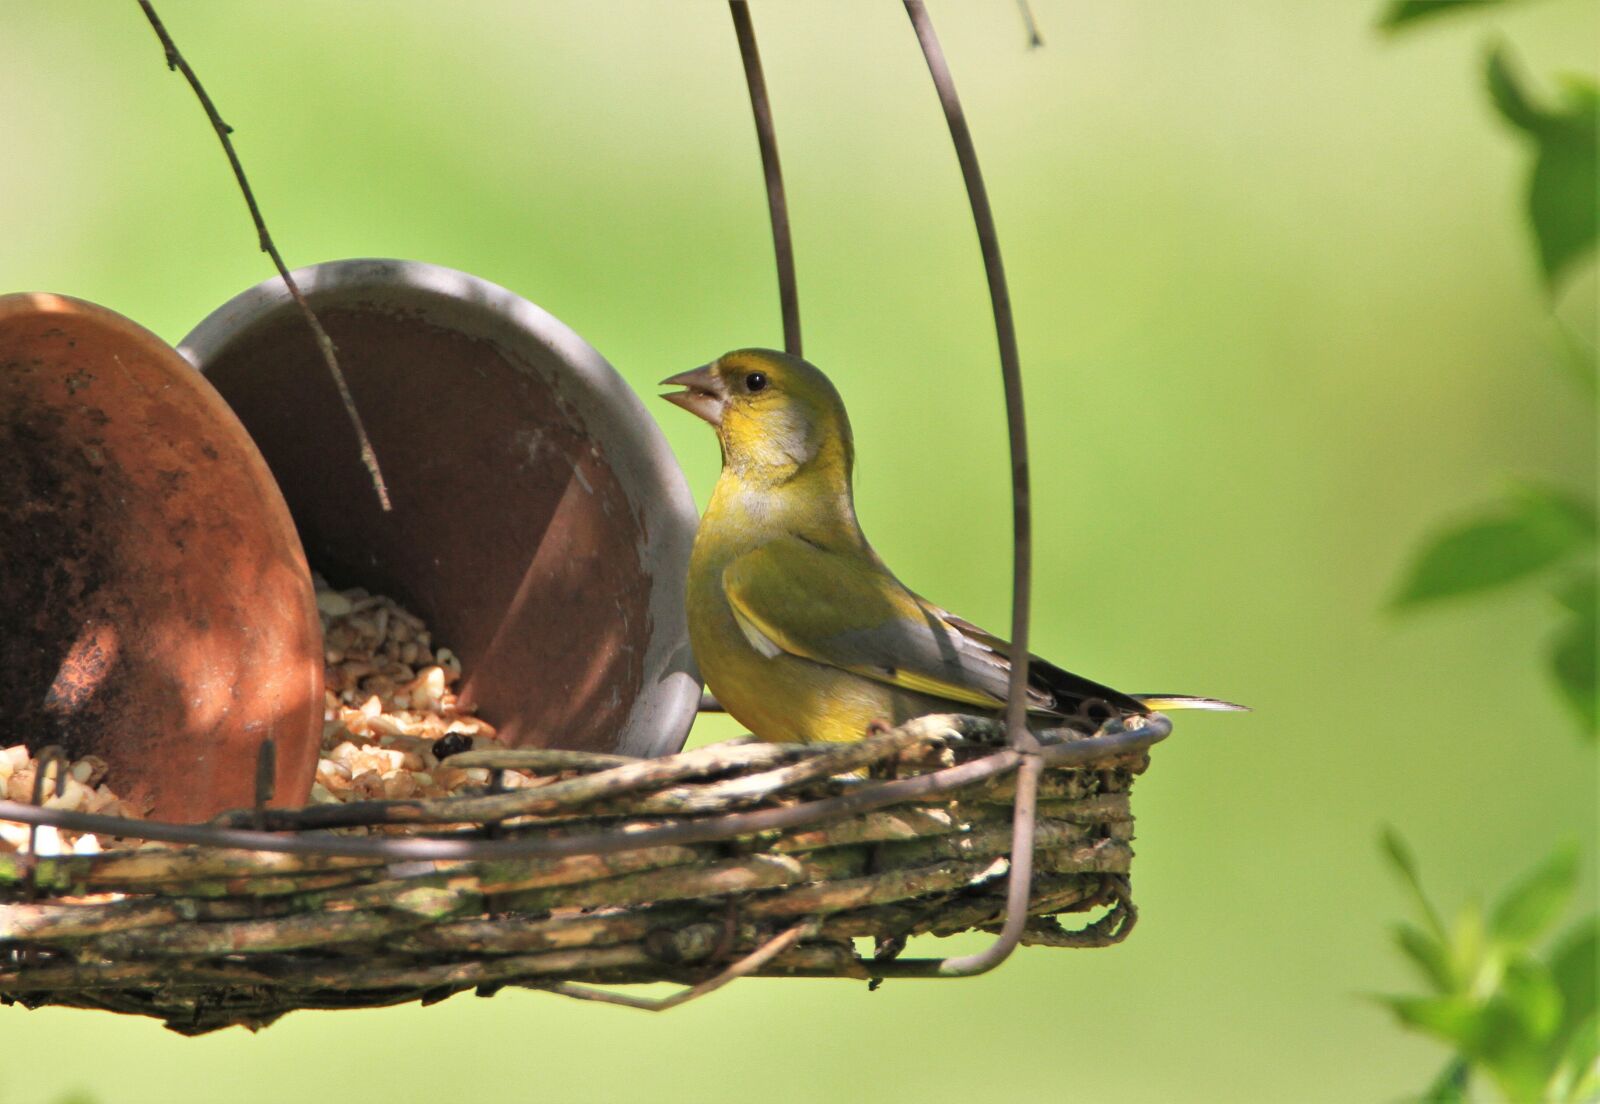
[935,610,1151,716]
[721,538,1021,710]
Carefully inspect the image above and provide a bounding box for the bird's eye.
[744,371,768,393]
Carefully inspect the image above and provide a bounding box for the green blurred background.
[2,2,1595,1101]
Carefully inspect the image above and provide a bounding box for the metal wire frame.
[3,4,1088,997]
[729,1,801,358]
[892,0,1041,978]
[690,1,1045,978]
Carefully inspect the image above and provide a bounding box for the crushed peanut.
[0,746,139,855]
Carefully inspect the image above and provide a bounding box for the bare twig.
[440,748,641,773]
[627,725,935,814]
[219,739,810,831]
[542,920,817,1011]
[135,0,391,510]
[0,715,1168,861]
[1016,0,1045,49]
[729,1,802,356]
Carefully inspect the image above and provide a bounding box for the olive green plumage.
[661,349,1240,743]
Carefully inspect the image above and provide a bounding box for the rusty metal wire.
[716,1,1048,979]
[901,0,1040,977]
[705,1,1053,979]
[729,1,802,357]
[0,7,1144,1023]
[903,0,1035,751]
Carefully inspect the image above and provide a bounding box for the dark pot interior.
[183,261,701,758]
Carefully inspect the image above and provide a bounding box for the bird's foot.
[867,933,907,991]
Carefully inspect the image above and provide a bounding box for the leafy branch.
[1377,830,1598,1104]
[1392,481,1597,736]
[1484,44,1599,293]
[1378,8,1597,1100]
[1383,3,1598,740]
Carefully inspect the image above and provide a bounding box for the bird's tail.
[1133,694,1250,713]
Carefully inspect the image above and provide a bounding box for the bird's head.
[660,349,854,482]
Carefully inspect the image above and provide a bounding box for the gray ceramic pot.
[180,259,701,759]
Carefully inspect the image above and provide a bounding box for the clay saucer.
[0,293,323,821]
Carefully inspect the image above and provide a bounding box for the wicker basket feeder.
[0,713,1164,1033]
[0,0,1182,1034]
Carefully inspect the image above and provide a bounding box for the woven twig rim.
[1,714,1160,1033]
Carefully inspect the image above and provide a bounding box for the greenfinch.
[662,349,1240,744]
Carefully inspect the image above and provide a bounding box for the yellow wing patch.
[721,538,1010,708]
[875,667,1003,709]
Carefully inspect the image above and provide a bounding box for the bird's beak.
[659,365,727,428]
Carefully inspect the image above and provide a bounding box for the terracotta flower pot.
[180,260,701,758]
[0,293,323,822]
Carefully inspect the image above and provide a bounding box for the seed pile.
[314,578,548,822]
[0,747,137,856]
[1,579,544,854]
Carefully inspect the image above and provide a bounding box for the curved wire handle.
[729,1,801,357]
[6,4,1064,988]
[722,1,1044,977]
[897,0,1039,976]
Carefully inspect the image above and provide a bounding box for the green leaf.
[1393,485,1595,607]
[1556,320,1598,399]
[1473,962,1566,1102]
[1550,573,1598,738]
[1394,516,1564,605]
[1498,959,1564,1044]
[1528,107,1600,290]
[1377,993,1489,1050]
[1491,845,1579,948]
[1447,900,1492,997]
[1382,826,1448,938]
[1396,920,1458,992]
[1556,571,1599,617]
[1379,0,1539,33]
[1534,484,1600,541]
[1550,917,1599,1041]
[1486,47,1600,288]
[1547,1010,1598,1102]
[1488,43,1547,131]
[1416,1057,1472,1103]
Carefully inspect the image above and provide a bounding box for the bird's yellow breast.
[687,471,921,743]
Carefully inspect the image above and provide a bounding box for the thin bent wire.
[721,0,1043,977]
[8,5,1067,986]
[729,0,802,357]
[901,0,1039,977]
